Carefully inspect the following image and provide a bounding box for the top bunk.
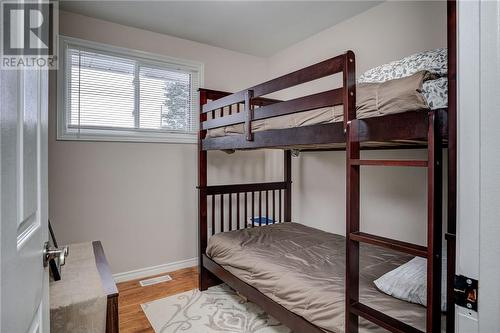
[199,50,448,151]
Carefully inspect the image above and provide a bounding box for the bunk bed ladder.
[346,111,443,333]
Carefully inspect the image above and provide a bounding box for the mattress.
[206,105,344,138]
[206,222,446,333]
[206,72,447,139]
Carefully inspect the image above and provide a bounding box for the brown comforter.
[207,222,443,332]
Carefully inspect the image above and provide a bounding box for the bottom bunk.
[203,223,445,333]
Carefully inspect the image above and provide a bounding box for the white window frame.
[57,35,204,143]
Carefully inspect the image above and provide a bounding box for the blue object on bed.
[250,217,275,225]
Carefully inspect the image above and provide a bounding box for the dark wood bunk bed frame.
[198,3,456,332]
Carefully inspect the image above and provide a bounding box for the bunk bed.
[197,3,456,332]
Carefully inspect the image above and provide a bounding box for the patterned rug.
[141,284,291,333]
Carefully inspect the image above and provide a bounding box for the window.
[57,36,203,143]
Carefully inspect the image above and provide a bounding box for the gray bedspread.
[207,222,444,332]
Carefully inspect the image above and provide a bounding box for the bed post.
[198,89,223,291]
[344,50,359,333]
[198,89,209,291]
[343,51,357,131]
[284,150,292,222]
[446,1,457,331]
[427,110,443,332]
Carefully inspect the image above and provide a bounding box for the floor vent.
[139,274,173,287]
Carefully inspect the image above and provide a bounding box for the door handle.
[43,242,69,267]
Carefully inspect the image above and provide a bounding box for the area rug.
[141,284,291,333]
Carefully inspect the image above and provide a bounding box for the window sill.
[57,130,198,144]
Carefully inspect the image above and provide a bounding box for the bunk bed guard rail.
[204,181,289,235]
[200,51,356,141]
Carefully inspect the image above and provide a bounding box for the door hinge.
[454,275,478,311]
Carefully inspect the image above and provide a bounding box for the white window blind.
[58,36,202,143]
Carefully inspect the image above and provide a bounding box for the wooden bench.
[50,241,119,333]
[93,241,119,333]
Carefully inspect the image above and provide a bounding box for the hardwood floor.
[117,266,198,333]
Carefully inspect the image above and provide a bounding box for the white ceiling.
[60,1,381,57]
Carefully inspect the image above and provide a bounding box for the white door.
[457,0,500,331]
[0,67,49,332]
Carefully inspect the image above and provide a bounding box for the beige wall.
[49,11,268,274]
[265,1,447,245]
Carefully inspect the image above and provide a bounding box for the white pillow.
[374,257,447,311]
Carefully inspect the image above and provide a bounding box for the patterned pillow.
[359,48,447,83]
[422,77,448,110]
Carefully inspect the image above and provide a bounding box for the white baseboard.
[113,257,198,283]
